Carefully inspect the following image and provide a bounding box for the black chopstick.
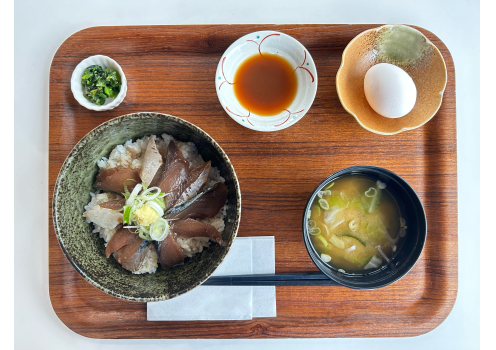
[202,272,342,286]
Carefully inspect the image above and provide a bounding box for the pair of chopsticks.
[202,272,341,286]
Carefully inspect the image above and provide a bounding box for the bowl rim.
[335,24,448,136]
[301,165,427,290]
[52,112,242,301]
[215,30,318,132]
[70,54,128,111]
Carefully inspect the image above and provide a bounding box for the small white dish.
[215,31,318,132]
[70,55,127,111]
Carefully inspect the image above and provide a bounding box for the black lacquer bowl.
[302,166,427,290]
[52,113,241,301]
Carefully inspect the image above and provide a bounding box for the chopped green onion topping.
[316,235,328,247]
[323,182,335,190]
[154,195,166,209]
[127,184,143,206]
[121,183,169,241]
[318,198,330,210]
[147,201,164,217]
[364,187,377,198]
[308,227,321,236]
[320,253,332,263]
[122,205,132,224]
[150,218,169,241]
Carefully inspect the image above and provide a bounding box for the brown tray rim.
[48,23,457,339]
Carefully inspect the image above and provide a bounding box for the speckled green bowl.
[52,112,241,302]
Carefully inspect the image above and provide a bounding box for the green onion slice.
[308,220,317,229]
[138,230,152,241]
[316,235,328,247]
[308,227,321,236]
[320,253,332,263]
[323,182,335,190]
[364,187,377,198]
[154,195,166,209]
[318,198,330,210]
[147,201,164,217]
[141,186,163,201]
[150,218,170,241]
[127,183,143,206]
[122,205,132,224]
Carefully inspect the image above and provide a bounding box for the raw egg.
[364,63,417,118]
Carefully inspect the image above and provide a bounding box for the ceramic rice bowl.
[52,112,241,302]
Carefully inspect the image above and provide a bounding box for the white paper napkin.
[147,236,276,321]
[252,236,276,318]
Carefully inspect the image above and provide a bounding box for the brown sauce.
[233,53,298,116]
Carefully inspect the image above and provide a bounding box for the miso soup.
[307,175,406,273]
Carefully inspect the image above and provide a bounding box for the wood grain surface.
[48,24,457,339]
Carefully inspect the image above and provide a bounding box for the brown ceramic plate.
[52,112,241,302]
[336,24,448,135]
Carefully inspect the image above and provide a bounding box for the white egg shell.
[364,63,417,118]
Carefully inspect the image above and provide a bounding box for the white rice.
[176,237,211,258]
[85,134,227,274]
[200,203,227,233]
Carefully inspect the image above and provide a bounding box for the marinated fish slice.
[164,185,213,218]
[156,233,185,268]
[157,141,191,210]
[94,167,141,193]
[139,136,164,187]
[99,197,126,210]
[172,218,222,244]
[83,205,123,229]
[114,238,148,272]
[175,161,211,206]
[165,182,228,220]
[149,146,168,187]
[105,226,139,258]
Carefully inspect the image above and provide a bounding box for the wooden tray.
[48,24,457,339]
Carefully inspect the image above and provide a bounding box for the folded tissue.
[147,236,276,321]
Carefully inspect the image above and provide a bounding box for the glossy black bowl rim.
[302,165,427,290]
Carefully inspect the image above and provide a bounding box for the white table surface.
[14,0,480,349]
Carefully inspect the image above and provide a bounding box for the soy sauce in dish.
[233,53,298,116]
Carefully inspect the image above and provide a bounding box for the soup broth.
[307,175,406,273]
